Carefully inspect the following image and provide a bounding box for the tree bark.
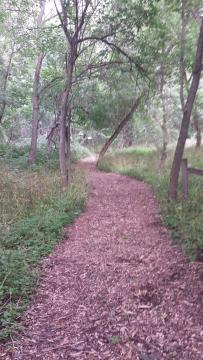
[193,111,202,148]
[179,0,187,113]
[55,0,78,186]
[28,53,45,164]
[66,110,71,178]
[28,0,46,165]
[59,52,74,187]
[168,19,203,200]
[196,126,202,148]
[97,96,142,165]
[122,121,134,147]
[160,113,168,168]
[0,49,14,124]
[46,112,60,150]
[159,68,169,168]
[0,125,8,142]
[59,89,69,184]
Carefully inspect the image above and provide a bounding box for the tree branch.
[78,35,147,75]
[39,76,63,95]
[54,0,72,44]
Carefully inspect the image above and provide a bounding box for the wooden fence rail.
[181,158,203,201]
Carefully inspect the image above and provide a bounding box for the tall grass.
[98,146,203,261]
[0,146,88,340]
[0,167,62,227]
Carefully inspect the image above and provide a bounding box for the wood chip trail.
[1,163,203,359]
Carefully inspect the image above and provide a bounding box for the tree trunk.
[193,112,202,148]
[0,49,14,124]
[97,96,142,165]
[179,0,187,113]
[196,127,202,148]
[159,68,169,168]
[168,19,203,200]
[59,87,69,185]
[59,53,74,187]
[0,125,8,142]
[122,121,134,147]
[160,116,168,168]
[28,0,46,165]
[28,53,45,165]
[66,110,71,179]
[46,112,60,151]
[55,0,77,186]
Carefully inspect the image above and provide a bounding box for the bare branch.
[78,35,147,75]
[75,0,79,32]
[75,0,91,39]
[39,76,63,95]
[54,0,72,44]
[190,8,202,25]
[73,60,127,84]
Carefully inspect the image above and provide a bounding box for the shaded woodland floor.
[0,162,202,359]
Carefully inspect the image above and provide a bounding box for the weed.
[110,335,121,345]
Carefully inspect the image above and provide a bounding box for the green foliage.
[110,335,121,345]
[0,162,87,339]
[71,141,93,161]
[98,146,203,260]
[0,144,59,171]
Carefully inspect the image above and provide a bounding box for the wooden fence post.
[181,158,189,201]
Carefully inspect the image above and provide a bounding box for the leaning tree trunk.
[97,96,142,166]
[28,53,45,164]
[168,19,203,200]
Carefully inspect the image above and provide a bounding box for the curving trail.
[1,163,202,360]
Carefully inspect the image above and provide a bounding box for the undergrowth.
[98,146,203,261]
[0,145,88,340]
[0,144,59,171]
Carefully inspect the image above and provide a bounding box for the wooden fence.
[181,158,203,201]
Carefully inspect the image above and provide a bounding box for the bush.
[0,144,59,171]
[0,142,93,171]
[71,141,93,161]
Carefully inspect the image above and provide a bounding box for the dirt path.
[1,164,202,360]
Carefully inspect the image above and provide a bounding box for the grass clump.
[98,146,203,260]
[0,160,87,340]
